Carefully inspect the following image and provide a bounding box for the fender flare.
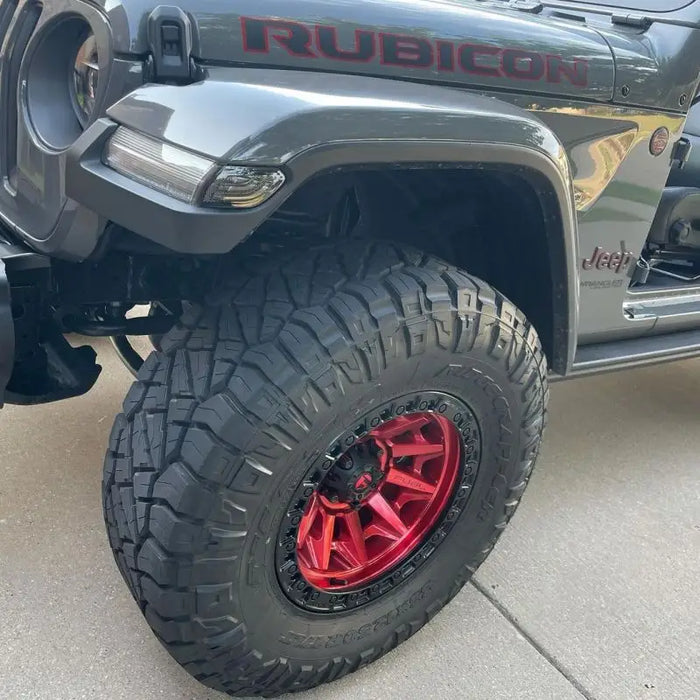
[68,69,578,371]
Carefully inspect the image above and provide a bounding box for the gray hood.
[100,0,616,101]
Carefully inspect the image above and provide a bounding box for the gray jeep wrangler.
[1,0,699,695]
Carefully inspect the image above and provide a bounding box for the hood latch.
[146,6,198,84]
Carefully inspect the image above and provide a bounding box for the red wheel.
[276,391,481,612]
[296,413,461,590]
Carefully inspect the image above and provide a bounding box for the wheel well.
[267,166,567,371]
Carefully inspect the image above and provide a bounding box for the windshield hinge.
[611,14,652,29]
[146,6,198,84]
[506,0,543,13]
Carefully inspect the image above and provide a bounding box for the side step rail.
[561,328,700,380]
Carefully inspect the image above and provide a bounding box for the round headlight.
[72,32,99,127]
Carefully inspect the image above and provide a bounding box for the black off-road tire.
[103,241,548,697]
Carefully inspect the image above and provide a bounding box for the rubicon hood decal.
[241,17,589,87]
[98,0,615,101]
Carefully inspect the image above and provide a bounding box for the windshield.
[556,0,694,11]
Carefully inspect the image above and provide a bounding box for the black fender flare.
[67,69,578,372]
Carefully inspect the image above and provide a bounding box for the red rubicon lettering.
[380,33,433,68]
[459,44,501,77]
[547,55,588,87]
[240,17,590,87]
[502,49,545,81]
[316,26,375,62]
[436,41,454,71]
[241,17,316,57]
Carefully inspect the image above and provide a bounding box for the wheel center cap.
[354,472,373,491]
[322,444,384,503]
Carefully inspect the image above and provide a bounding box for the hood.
[100,0,615,101]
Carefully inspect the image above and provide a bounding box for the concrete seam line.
[470,579,596,700]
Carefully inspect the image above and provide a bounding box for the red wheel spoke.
[333,541,358,568]
[334,538,368,568]
[366,491,408,537]
[297,493,320,548]
[371,414,430,440]
[344,510,368,565]
[394,489,432,511]
[411,455,434,476]
[363,522,404,542]
[385,467,436,494]
[305,510,335,570]
[319,512,335,570]
[391,441,444,459]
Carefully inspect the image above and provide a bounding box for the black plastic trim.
[558,328,700,380]
[0,224,50,406]
[3,2,41,184]
[0,258,13,408]
[0,0,18,49]
[146,5,195,83]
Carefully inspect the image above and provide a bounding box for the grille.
[0,1,41,183]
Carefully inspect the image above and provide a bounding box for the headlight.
[103,127,286,208]
[104,128,216,204]
[72,32,99,127]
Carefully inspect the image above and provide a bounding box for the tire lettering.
[278,583,432,647]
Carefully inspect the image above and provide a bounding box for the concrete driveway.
[1,339,698,700]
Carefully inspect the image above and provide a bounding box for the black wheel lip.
[276,390,482,614]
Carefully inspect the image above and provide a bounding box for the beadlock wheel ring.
[276,392,482,613]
